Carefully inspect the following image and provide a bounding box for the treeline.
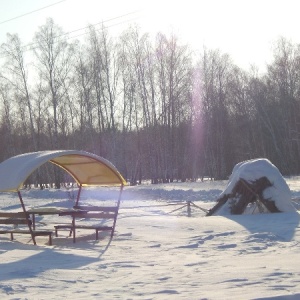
[1,18,300,185]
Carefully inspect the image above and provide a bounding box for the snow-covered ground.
[0,177,300,299]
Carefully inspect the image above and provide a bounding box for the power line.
[28,17,139,53]
[52,10,140,40]
[68,17,139,40]
[0,0,66,25]
[23,10,140,49]
[0,11,140,58]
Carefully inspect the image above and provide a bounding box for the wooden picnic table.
[27,207,86,230]
[27,206,119,243]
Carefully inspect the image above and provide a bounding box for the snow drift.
[207,158,296,216]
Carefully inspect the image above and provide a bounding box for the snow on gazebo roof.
[0,150,126,192]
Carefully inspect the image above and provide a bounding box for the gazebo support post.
[75,185,82,206]
[110,185,124,238]
[17,191,36,245]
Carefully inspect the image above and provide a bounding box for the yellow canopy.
[0,150,126,192]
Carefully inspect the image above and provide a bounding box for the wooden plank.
[83,212,116,219]
[0,212,28,218]
[73,205,118,213]
[0,218,29,225]
[0,230,52,245]
[75,225,113,230]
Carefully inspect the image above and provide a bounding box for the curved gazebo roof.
[0,150,126,192]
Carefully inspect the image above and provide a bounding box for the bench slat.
[54,225,113,230]
[84,212,116,219]
[0,212,52,245]
[75,225,113,230]
[0,229,52,235]
[0,218,30,225]
[0,230,53,245]
[54,224,113,240]
[73,205,118,213]
[56,204,120,243]
[59,212,116,219]
[0,212,28,218]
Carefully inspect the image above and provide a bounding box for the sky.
[1,0,300,72]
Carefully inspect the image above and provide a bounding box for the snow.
[0,150,126,192]
[213,159,296,215]
[1,175,300,299]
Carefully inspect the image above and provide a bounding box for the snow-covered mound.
[213,158,296,215]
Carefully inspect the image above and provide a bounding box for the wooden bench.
[54,205,119,243]
[0,212,53,245]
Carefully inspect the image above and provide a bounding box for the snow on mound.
[214,158,296,215]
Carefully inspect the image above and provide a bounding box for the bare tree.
[87,25,120,160]
[155,33,193,181]
[1,33,37,150]
[33,18,75,150]
[72,44,97,150]
[117,26,146,184]
[0,80,16,158]
[33,18,75,187]
[199,49,235,179]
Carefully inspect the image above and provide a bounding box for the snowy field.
[0,177,300,299]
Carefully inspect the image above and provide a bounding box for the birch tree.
[33,18,74,150]
[1,33,37,150]
[33,18,75,187]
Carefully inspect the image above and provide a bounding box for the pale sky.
[1,0,300,72]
